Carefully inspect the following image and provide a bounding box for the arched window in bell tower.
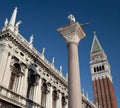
[94,67,97,72]
[99,66,102,71]
[102,65,105,70]
[97,66,99,72]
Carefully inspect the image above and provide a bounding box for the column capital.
[57,22,85,45]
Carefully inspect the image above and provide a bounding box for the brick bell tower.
[90,32,117,108]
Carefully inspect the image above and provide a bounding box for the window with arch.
[9,63,22,92]
[94,65,105,73]
[99,66,102,71]
[97,66,99,72]
[94,67,97,72]
[102,65,105,70]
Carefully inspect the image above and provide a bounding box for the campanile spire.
[90,32,117,108]
[8,7,18,31]
[90,32,103,53]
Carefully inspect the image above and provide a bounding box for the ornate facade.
[0,8,96,108]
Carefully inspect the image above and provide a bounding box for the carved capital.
[64,33,80,45]
[57,22,86,45]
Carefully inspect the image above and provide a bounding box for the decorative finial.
[8,7,18,31]
[15,20,22,29]
[15,7,18,10]
[52,57,55,65]
[29,35,34,45]
[9,7,17,27]
[4,18,8,28]
[60,65,62,72]
[42,48,45,55]
[68,14,76,23]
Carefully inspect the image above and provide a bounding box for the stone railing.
[0,85,26,107]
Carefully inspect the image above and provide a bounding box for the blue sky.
[0,0,120,107]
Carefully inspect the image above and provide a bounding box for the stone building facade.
[0,8,96,108]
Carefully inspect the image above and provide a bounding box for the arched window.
[99,66,102,71]
[94,67,96,72]
[102,65,105,70]
[97,66,99,72]
[9,63,21,91]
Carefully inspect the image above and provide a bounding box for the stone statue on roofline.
[52,57,55,65]
[42,48,45,55]
[29,35,34,45]
[60,65,62,72]
[15,20,22,29]
[4,18,8,28]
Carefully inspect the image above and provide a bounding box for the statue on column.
[68,14,76,23]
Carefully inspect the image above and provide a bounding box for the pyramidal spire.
[8,7,18,31]
[90,32,103,53]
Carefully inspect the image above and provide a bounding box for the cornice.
[0,29,68,87]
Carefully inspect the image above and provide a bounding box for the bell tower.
[90,32,117,108]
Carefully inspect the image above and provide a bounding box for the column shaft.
[68,43,82,108]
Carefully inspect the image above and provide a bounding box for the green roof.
[91,35,103,53]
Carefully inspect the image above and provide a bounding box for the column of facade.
[35,77,42,104]
[103,78,111,108]
[22,67,28,97]
[57,92,62,108]
[0,47,12,88]
[46,85,53,108]
[92,80,97,104]
[17,75,23,94]
[96,79,102,107]
[32,77,42,104]
[32,85,37,102]
[65,101,68,108]
[57,19,86,108]
[107,78,117,108]
[100,78,107,108]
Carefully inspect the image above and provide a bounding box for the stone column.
[57,92,62,108]
[22,67,28,97]
[0,48,12,88]
[46,86,53,108]
[57,21,86,108]
[36,77,42,104]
